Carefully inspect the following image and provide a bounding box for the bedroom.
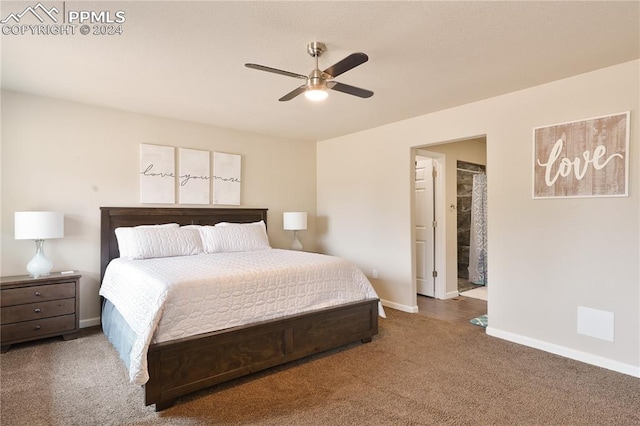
[1,1,639,423]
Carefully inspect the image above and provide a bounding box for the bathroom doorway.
[456,160,487,294]
[412,137,487,303]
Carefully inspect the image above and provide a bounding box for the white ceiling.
[2,1,639,142]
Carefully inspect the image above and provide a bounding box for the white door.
[415,158,436,297]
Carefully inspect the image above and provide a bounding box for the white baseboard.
[486,326,640,378]
[79,317,101,328]
[381,299,419,313]
[444,290,459,299]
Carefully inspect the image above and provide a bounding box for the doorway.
[456,161,487,294]
[412,138,487,310]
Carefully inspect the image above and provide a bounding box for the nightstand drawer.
[1,299,76,324]
[1,314,76,342]
[1,282,75,307]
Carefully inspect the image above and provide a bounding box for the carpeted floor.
[1,308,639,425]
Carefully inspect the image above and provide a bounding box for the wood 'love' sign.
[533,112,629,199]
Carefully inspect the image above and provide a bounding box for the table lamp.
[283,212,307,251]
[15,211,64,277]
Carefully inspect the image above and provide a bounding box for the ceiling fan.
[245,42,374,102]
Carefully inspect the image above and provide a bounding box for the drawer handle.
[34,291,41,297]
[34,325,41,330]
[34,308,41,313]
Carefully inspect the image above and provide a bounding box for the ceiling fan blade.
[279,85,307,102]
[245,63,307,80]
[323,53,369,78]
[327,81,373,98]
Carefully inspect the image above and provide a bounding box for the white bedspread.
[99,249,383,385]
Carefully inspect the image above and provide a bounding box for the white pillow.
[115,224,203,259]
[199,221,270,253]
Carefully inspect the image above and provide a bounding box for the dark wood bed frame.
[100,207,379,411]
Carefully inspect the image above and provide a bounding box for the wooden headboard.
[100,207,268,281]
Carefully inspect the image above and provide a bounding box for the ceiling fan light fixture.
[305,73,328,101]
[305,88,328,101]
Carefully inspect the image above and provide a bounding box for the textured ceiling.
[2,1,639,142]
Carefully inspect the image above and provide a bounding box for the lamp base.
[26,239,53,278]
[291,230,303,251]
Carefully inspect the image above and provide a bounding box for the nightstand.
[1,272,81,353]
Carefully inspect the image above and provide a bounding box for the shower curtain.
[468,173,487,285]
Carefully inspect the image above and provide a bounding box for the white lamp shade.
[283,212,307,231]
[15,211,64,240]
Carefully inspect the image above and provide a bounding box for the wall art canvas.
[533,112,629,199]
[213,152,241,205]
[179,148,210,205]
[140,144,175,204]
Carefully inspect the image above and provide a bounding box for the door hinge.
[432,220,437,228]
[432,270,438,278]
[432,167,437,178]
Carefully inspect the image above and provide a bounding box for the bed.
[99,207,380,411]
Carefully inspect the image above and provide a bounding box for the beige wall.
[421,138,487,297]
[1,90,317,326]
[318,60,639,375]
